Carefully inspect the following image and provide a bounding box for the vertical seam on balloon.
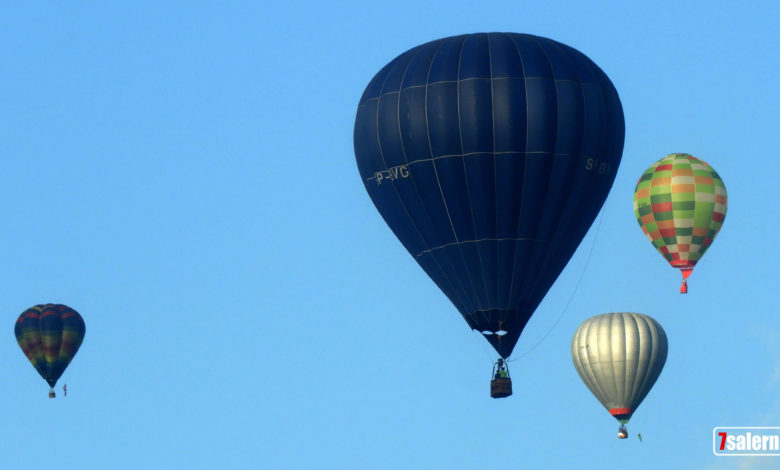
[57,306,71,382]
[514,35,567,309]
[669,156,681,260]
[394,42,473,316]
[632,315,654,412]
[658,157,672,265]
[626,314,641,411]
[545,41,586,298]
[704,158,726,258]
[579,316,608,411]
[594,316,614,411]
[713,165,727,238]
[587,317,610,410]
[583,52,619,261]
[634,315,663,415]
[674,155,686,264]
[575,321,596,402]
[623,314,636,411]
[18,310,48,379]
[372,55,399,185]
[486,33,502,320]
[425,38,482,315]
[502,33,530,314]
[693,155,704,263]
[57,306,84,386]
[576,320,597,405]
[424,44,460,242]
[44,306,64,383]
[37,305,55,382]
[610,313,621,411]
[644,159,664,262]
[455,34,491,318]
[619,314,630,413]
[370,49,471,313]
[527,42,594,303]
[38,305,51,379]
[371,60,401,154]
[424,35,486,319]
[526,43,619,312]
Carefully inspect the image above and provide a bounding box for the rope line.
[508,208,605,362]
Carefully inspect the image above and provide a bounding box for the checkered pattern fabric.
[633,153,727,269]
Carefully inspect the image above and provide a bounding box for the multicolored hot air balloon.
[15,304,85,398]
[633,153,727,293]
[354,32,625,365]
[571,312,667,439]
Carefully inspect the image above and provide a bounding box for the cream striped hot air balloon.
[571,312,667,440]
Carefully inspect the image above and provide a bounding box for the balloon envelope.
[633,153,727,275]
[571,312,667,423]
[354,33,625,357]
[15,304,85,387]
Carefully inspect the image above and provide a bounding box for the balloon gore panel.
[15,304,85,387]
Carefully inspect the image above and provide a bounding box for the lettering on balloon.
[585,158,611,175]
[374,165,410,184]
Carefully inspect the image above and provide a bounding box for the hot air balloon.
[571,312,667,439]
[15,304,85,398]
[353,32,624,393]
[633,153,727,293]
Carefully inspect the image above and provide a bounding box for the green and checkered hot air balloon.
[15,304,85,398]
[633,153,727,293]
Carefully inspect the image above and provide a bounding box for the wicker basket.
[490,377,512,398]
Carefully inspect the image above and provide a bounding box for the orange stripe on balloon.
[672,184,695,193]
[651,201,673,213]
[635,188,650,199]
[671,168,693,176]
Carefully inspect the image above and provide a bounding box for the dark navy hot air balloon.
[354,33,624,359]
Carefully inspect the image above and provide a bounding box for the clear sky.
[1,2,778,469]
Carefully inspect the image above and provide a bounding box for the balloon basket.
[48,388,55,399]
[490,377,512,398]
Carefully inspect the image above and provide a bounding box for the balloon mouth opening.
[671,260,695,269]
[609,408,634,421]
[482,330,507,336]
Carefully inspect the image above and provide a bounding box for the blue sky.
[1,2,778,469]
